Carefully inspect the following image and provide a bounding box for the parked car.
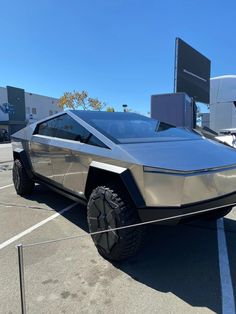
[11,111,236,260]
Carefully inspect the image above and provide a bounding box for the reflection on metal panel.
[30,141,53,179]
[50,145,70,185]
[119,139,236,172]
[63,152,87,195]
[142,168,236,207]
[90,161,126,173]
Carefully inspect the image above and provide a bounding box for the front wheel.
[13,159,35,195]
[87,184,145,261]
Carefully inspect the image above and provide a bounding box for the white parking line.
[0,202,78,250]
[0,184,13,190]
[217,218,235,314]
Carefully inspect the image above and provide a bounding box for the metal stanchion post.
[17,244,26,314]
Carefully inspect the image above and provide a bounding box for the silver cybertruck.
[11,111,236,260]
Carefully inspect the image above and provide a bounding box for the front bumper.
[140,166,236,207]
[138,191,236,224]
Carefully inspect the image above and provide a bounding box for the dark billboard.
[174,38,211,104]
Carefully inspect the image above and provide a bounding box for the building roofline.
[0,86,59,100]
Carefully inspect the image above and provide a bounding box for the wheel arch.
[13,148,33,179]
[84,161,145,208]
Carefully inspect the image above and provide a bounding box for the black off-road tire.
[87,184,145,261]
[12,159,35,195]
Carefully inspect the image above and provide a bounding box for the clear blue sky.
[0,0,236,114]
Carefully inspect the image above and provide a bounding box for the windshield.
[72,111,201,144]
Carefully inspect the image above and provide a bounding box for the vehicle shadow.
[24,184,89,232]
[114,219,236,313]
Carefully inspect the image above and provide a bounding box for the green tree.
[106,106,115,112]
[59,90,106,111]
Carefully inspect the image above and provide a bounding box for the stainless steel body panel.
[119,139,236,172]
[30,137,53,179]
[50,145,69,185]
[30,136,86,194]
[62,153,86,195]
[141,168,236,206]
[11,110,236,218]
[28,134,134,196]
[29,135,236,207]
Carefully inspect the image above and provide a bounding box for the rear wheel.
[87,184,145,261]
[13,159,35,195]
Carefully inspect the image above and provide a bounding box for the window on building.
[32,108,37,115]
[26,107,30,114]
[49,110,53,116]
[35,114,107,148]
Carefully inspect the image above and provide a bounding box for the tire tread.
[13,159,34,195]
[87,183,145,261]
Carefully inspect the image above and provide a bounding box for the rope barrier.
[21,201,236,249]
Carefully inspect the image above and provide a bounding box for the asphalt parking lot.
[1,144,236,313]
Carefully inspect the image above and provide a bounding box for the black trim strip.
[34,173,87,205]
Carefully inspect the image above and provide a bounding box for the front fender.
[85,161,145,208]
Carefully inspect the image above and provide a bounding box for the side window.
[37,119,58,137]
[55,114,90,141]
[36,114,108,148]
[87,135,107,147]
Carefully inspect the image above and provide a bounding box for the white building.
[0,85,62,138]
[210,75,236,133]
[199,112,210,128]
[24,92,60,122]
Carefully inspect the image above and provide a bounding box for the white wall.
[210,76,236,133]
[200,113,210,128]
[24,92,62,121]
[0,87,9,121]
[210,102,234,132]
